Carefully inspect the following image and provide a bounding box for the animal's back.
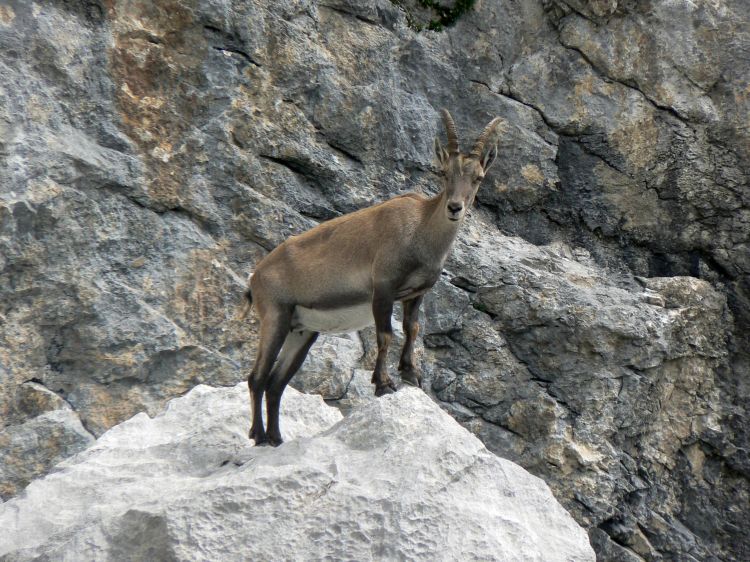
[251,193,428,313]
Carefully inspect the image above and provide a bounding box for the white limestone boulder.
[0,383,594,561]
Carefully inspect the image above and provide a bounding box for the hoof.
[249,428,267,445]
[374,382,397,397]
[400,369,422,388]
[267,435,283,447]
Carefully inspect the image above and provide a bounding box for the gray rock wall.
[1,1,747,560]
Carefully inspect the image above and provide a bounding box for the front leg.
[372,286,397,396]
[398,295,423,388]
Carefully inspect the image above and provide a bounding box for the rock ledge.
[1,383,594,561]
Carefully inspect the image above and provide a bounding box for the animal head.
[434,109,503,222]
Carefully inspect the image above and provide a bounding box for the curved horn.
[470,117,503,159]
[440,108,459,154]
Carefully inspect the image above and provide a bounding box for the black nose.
[448,202,463,214]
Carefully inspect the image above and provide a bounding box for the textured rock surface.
[0,382,94,499]
[426,224,734,561]
[290,333,364,399]
[0,383,594,562]
[1,0,748,560]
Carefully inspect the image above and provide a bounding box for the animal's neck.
[415,190,461,264]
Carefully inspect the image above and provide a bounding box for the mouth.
[448,216,460,222]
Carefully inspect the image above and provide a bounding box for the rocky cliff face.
[1,1,747,560]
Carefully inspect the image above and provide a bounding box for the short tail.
[237,287,253,321]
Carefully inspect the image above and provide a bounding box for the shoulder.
[286,192,426,241]
[326,192,427,223]
[392,192,428,202]
[377,192,428,213]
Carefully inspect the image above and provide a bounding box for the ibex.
[242,109,503,446]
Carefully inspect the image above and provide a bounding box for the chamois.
[242,109,503,446]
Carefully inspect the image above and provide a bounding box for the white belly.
[292,303,374,333]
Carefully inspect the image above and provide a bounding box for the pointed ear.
[480,144,498,173]
[434,137,449,168]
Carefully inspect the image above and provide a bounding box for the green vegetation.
[390,0,477,32]
[472,302,489,314]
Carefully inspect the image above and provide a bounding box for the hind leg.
[248,306,292,445]
[264,329,319,446]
